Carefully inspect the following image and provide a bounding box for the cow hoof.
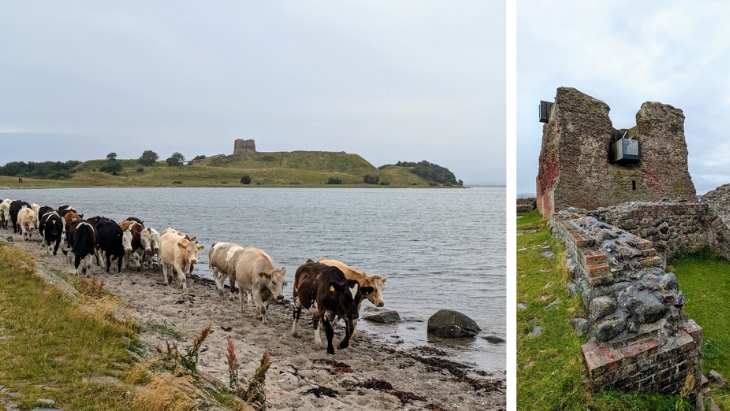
[338,341,349,349]
[327,347,335,355]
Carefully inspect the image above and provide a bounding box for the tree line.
[379,160,461,185]
[0,150,207,179]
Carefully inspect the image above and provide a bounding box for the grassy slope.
[516,211,690,410]
[1,152,453,188]
[0,244,244,410]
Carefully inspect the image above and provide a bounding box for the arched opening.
[632,180,636,191]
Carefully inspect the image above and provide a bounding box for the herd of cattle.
[0,197,388,354]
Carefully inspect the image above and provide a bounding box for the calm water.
[0,187,505,372]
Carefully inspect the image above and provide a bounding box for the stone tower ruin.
[233,139,256,155]
[536,87,696,217]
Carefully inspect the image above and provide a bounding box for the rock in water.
[363,310,401,324]
[427,309,481,338]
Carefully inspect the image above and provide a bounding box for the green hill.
[0,151,463,188]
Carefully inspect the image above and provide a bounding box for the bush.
[240,175,252,185]
[136,167,144,173]
[363,174,379,184]
[166,152,185,167]
[100,160,123,174]
[326,177,343,185]
[429,182,438,186]
[172,180,183,185]
[379,181,390,186]
[138,150,159,166]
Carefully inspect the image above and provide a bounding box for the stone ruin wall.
[551,210,702,395]
[536,87,696,217]
[233,139,256,155]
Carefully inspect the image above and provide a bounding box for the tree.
[363,174,379,184]
[166,152,185,167]
[106,152,118,161]
[138,150,159,166]
[240,174,251,185]
[100,160,123,174]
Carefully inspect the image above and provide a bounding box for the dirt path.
[5,232,505,410]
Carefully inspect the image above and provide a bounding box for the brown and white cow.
[17,207,37,241]
[319,258,388,338]
[63,211,83,247]
[119,220,150,271]
[232,246,286,325]
[159,231,204,292]
[292,260,373,354]
[208,242,245,298]
[144,227,161,266]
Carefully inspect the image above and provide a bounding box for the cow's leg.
[291,301,302,336]
[253,293,268,325]
[116,252,123,273]
[212,268,225,297]
[174,263,188,292]
[228,274,236,301]
[313,315,322,346]
[339,318,354,350]
[162,263,170,284]
[322,316,335,355]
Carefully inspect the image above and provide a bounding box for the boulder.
[618,286,667,323]
[363,310,401,324]
[482,335,505,344]
[709,370,728,388]
[427,309,481,338]
[571,318,589,336]
[589,296,617,321]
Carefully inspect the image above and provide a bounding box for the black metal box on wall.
[539,100,553,123]
[610,138,640,163]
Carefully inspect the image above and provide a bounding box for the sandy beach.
[5,232,505,410]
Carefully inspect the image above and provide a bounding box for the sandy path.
[6,232,505,410]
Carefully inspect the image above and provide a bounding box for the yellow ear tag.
[260,274,266,279]
[329,285,335,292]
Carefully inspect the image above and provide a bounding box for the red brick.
[683,323,703,346]
[619,341,653,363]
[603,351,622,372]
[583,347,606,377]
[646,339,659,355]
[582,340,600,352]
[587,263,610,276]
[642,248,657,257]
[583,250,607,264]
[636,239,653,250]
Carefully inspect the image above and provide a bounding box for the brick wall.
[551,210,702,396]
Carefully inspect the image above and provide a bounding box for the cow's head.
[178,239,204,265]
[122,228,134,253]
[330,279,374,320]
[139,227,152,254]
[259,267,287,301]
[48,216,62,238]
[362,273,387,308]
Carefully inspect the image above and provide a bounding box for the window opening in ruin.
[632,180,636,190]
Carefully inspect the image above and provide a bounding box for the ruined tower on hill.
[233,139,256,155]
[536,87,696,216]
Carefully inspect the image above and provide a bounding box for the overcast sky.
[0,1,504,185]
[518,1,730,195]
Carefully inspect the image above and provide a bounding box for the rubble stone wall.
[551,210,702,395]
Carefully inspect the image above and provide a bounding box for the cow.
[9,200,31,233]
[17,207,37,241]
[57,205,76,216]
[208,242,245,298]
[230,246,286,325]
[161,227,197,273]
[62,221,96,276]
[125,217,144,226]
[319,258,388,338]
[63,212,83,247]
[145,227,161,266]
[0,199,12,229]
[159,231,204,292]
[94,218,125,273]
[119,220,149,271]
[292,260,373,354]
[40,211,63,255]
[37,206,54,236]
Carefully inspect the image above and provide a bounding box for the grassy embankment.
[516,210,696,410]
[0,243,259,410]
[0,151,459,188]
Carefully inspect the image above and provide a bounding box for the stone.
[617,286,667,324]
[482,335,506,344]
[541,250,555,259]
[709,370,728,388]
[363,310,401,324]
[426,309,481,338]
[595,315,627,342]
[595,229,618,245]
[36,399,55,405]
[566,281,579,297]
[546,301,560,310]
[517,303,527,310]
[529,326,542,336]
[571,318,589,336]
[5,236,13,243]
[589,296,617,321]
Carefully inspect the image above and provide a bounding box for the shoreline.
[3,233,506,410]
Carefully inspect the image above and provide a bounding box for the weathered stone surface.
[482,335,506,344]
[589,296,617,321]
[517,303,527,310]
[426,309,481,338]
[572,318,589,336]
[709,370,728,388]
[566,281,579,297]
[595,315,627,342]
[363,310,401,324]
[618,286,667,324]
[529,326,542,336]
[541,250,555,259]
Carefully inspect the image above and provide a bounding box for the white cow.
[159,231,204,292]
[144,227,161,266]
[0,199,13,230]
[208,242,244,298]
[234,247,286,325]
[17,207,38,241]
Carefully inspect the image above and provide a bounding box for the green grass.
[669,248,730,409]
[0,151,460,188]
[516,210,691,410]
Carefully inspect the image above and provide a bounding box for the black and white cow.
[37,206,54,237]
[9,200,31,234]
[63,221,96,276]
[40,211,64,255]
[92,217,125,273]
[291,260,373,354]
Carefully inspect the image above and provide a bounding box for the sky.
[518,1,730,195]
[0,1,505,185]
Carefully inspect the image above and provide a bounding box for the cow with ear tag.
[292,260,374,354]
[232,246,286,325]
[159,231,205,292]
